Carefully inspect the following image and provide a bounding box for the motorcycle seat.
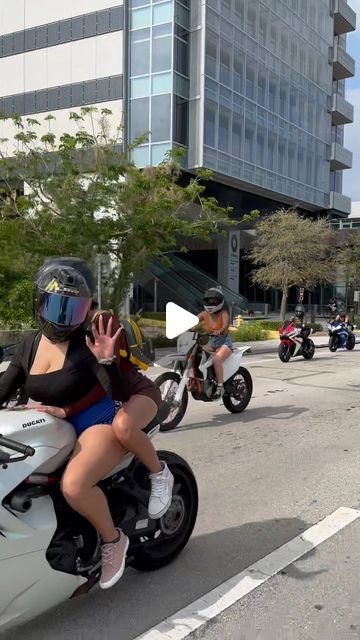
[143,401,170,434]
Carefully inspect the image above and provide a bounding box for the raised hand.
[85,314,122,361]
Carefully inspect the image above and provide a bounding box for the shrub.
[141,312,166,321]
[257,319,323,333]
[231,321,270,342]
[138,318,166,329]
[152,335,178,348]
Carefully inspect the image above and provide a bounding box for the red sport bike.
[278,321,315,363]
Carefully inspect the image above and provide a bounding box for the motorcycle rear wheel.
[278,342,291,362]
[130,451,198,571]
[223,366,252,413]
[346,333,356,350]
[154,372,188,432]
[329,336,338,352]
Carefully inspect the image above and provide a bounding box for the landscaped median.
[138,314,326,347]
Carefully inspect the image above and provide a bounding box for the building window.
[24,29,36,51]
[130,97,150,141]
[232,112,242,158]
[173,96,188,145]
[220,39,231,87]
[174,35,188,76]
[153,2,173,25]
[152,35,172,73]
[205,31,218,79]
[204,100,217,148]
[131,36,150,76]
[59,19,72,44]
[151,94,171,142]
[132,7,151,29]
[219,108,230,153]
[0,6,124,58]
[84,13,97,37]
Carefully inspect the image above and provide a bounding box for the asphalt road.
[4,347,360,640]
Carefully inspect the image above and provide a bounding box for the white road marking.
[134,507,360,640]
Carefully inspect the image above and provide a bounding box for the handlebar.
[0,434,35,457]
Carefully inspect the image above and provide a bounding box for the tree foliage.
[0,107,241,326]
[338,229,360,291]
[249,208,335,319]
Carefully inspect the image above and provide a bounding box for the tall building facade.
[0,0,124,140]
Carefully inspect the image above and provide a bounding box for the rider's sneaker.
[213,383,225,399]
[148,462,174,519]
[99,529,129,590]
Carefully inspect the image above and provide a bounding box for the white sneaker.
[148,462,174,519]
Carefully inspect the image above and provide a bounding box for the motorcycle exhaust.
[9,491,32,513]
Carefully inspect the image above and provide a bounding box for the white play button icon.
[165,302,198,339]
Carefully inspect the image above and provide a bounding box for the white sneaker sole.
[99,535,129,590]
[148,473,175,520]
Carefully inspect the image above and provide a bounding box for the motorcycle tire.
[154,372,188,432]
[346,333,356,351]
[329,336,338,352]
[278,342,291,362]
[302,339,315,360]
[130,451,198,571]
[223,366,253,413]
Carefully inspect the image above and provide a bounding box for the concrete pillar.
[217,230,240,293]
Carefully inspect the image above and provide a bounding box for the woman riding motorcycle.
[0,257,173,590]
[197,288,232,397]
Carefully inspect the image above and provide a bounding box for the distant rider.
[197,288,232,398]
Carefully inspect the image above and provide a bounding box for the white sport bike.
[0,405,198,632]
[154,332,253,431]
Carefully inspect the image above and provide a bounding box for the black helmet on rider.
[294,304,305,320]
[34,257,95,343]
[203,287,224,314]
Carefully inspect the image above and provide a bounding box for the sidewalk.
[155,334,360,358]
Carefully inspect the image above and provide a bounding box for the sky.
[343,0,360,203]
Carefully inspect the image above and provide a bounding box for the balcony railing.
[330,142,353,170]
[330,93,354,125]
[329,191,351,215]
[333,0,356,35]
[332,43,356,79]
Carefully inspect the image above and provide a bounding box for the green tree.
[0,107,249,326]
[338,229,360,292]
[249,208,335,320]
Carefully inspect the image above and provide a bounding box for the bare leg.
[61,425,126,542]
[111,395,161,474]
[212,345,232,384]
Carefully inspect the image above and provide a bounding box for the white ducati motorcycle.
[0,405,198,632]
[154,332,253,431]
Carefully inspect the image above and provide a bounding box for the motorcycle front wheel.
[278,342,291,362]
[346,333,356,350]
[329,336,338,352]
[302,339,315,359]
[223,366,253,413]
[130,451,198,571]
[154,371,188,432]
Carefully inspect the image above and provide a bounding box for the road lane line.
[134,507,360,640]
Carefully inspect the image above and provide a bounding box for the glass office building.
[129,0,356,217]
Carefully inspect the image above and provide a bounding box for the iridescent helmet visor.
[37,290,91,327]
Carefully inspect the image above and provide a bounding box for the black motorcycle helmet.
[294,304,305,320]
[34,257,95,343]
[203,287,224,314]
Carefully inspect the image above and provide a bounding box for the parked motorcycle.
[278,321,315,362]
[154,331,253,431]
[0,404,198,631]
[328,321,355,352]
